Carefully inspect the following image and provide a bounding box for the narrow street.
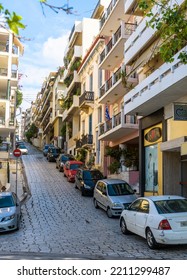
[0,144,187,260]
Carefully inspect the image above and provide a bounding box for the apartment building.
[31,70,65,149]
[62,17,103,156]
[0,26,24,145]
[96,0,139,185]
[123,0,187,196]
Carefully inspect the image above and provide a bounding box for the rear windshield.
[0,196,15,208]
[70,164,82,170]
[154,199,187,214]
[84,170,103,180]
[51,148,60,153]
[107,183,134,196]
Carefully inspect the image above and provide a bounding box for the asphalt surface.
[1,143,187,260]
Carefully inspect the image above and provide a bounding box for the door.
[125,199,142,232]
[134,199,149,237]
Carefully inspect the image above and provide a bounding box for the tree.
[25,123,38,143]
[139,0,187,64]
[16,89,23,108]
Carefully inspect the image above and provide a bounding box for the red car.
[63,160,84,182]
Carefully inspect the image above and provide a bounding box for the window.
[89,73,93,91]
[139,200,149,213]
[129,199,142,211]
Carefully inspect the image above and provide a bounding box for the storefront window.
[145,144,158,192]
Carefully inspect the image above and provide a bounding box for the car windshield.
[0,196,15,208]
[107,183,134,196]
[84,170,103,180]
[154,199,187,214]
[70,164,82,170]
[18,145,26,149]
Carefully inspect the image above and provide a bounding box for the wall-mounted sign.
[144,123,162,146]
[174,104,187,120]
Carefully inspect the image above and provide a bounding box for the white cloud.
[19,32,69,110]
[42,33,68,66]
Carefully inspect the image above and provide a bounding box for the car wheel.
[146,228,158,249]
[120,218,129,234]
[93,198,99,209]
[81,188,85,196]
[107,207,113,218]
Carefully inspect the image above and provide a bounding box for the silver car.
[93,179,137,218]
[0,192,21,232]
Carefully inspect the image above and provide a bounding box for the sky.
[1,0,99,111]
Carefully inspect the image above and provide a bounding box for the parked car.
[75,168,105,196]
[17,144,28,155]
[46,147,61,162]
[64,160,84,182]
[56,154,75,172]
[0,192,21,232]
[93,179,137,218]
[120,195,187,249]
[43,144,53,157]
[16,140,24,148]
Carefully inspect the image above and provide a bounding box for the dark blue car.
[75,168,104,196]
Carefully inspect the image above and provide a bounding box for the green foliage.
[61,123,66,137]
[122,147,139,168]
[25,123,38,143]
[76,148,87,162]
[0,4,25,34]
[105,146,122,160]
[16,89,23,108]
[139,0,187,64]
[107,161,120,174]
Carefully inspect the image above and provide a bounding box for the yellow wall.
[54,119,60,136]
[167,119,187,140]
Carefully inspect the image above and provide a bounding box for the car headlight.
[2,214,15,222]
[112,203,123,208]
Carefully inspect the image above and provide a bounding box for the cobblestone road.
[1,144,187,259]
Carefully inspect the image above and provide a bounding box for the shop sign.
[174,104,187,120]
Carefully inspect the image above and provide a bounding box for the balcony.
[100,22,137,70]
[79,91,94,112]
[124,47,187,116]
[124,0,143,16]
[98,111,138,141]
[64,71,80,93]
[76,134,93,149]
[68,21,82,48]
[99,66,138,104]
[62,95,79,121]
[100,0,128,36]
[65,45,82,71]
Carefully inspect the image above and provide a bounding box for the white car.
[17,144,28,155]
[120,195,187,249]
[0,192,21,232]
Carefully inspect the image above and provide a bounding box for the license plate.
[181,221,187,227]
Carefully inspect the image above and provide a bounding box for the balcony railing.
[0,68,8,76]
[79,91,94,107]
[99,66,121,98]
[99,111,138,136]
[76,134,93,148]
[100,22,137,65]
[100,0,118,29]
